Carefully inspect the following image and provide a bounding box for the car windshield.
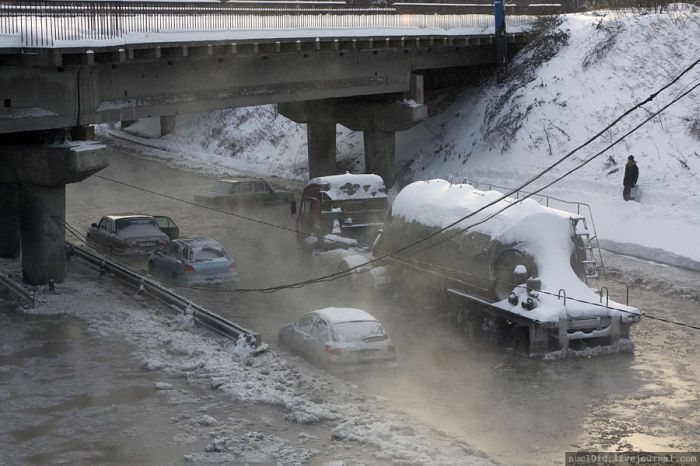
[116,218,160,235]
[332,321,385,342]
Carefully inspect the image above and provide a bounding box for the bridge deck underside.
[0,33,526,134]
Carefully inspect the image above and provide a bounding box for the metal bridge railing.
[0,1,546,48]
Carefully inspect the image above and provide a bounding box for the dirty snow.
[11,260,495,465]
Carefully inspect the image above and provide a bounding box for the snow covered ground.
[104,7,700,269]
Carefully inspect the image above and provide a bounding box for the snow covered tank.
[375,180,641,354]
[292,173,389,251]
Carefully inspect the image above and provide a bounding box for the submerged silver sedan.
[147,238,237,284]
[278,308,396,370]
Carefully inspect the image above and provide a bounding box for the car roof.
[216,179,267,184]
[174,237,224,248]
[104,214,154,221]
[312,307,378,324]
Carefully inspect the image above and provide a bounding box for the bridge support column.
[307,122,337,178]
[0,134,107,285]
[0,184,20,258]
[160,115,176,136]
[363,131,395,188]
[280,97,426,185]
[19,185,66,285]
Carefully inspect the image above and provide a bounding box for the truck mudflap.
[446,288,631,355]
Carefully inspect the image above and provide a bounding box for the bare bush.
[689,118,700,141]
[582,17,624,69]
[482,16,570,151]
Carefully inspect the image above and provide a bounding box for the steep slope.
[395,9,700,264]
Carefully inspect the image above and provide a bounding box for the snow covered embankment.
[397,10,700,268]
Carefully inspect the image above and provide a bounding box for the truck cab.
[292,173,388,251]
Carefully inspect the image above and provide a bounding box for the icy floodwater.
[58,145,700,465]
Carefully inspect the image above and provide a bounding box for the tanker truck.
[374,180,641,355]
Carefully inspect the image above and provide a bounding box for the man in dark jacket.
[623,155,639,201]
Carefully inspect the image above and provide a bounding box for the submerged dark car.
[147,238,238,284]
[278,307,396,370]
[194,179,292,206]
[86,214,178,255]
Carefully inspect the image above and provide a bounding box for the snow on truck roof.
[313,307,378,324]
[391,180,582,233]
[307,173,387,200]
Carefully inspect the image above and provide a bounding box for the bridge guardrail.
[0,269,35,308]
[65,243,260,347]
[0,1,549,47]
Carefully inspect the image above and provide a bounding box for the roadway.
[64,142,700,465]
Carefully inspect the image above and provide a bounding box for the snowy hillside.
[107,7,700,265]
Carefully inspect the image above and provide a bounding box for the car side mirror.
[290,200,297,216]
[91,223,97,228]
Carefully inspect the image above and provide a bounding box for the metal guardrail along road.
[65,243,261,347]
[0,269,35,308]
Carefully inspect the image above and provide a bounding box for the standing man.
[623,155,639,201]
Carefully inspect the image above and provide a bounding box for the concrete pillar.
[363,131,395,188]
[0,184,20,258]
[19,185,66,285]
[409,74,424,105]
[70,125,95,141]
[160,114,176,136]
[307,122,337,178]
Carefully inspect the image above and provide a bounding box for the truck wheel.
[506,326,530,355]
[453,308,483,340]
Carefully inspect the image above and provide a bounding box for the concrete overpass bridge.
[0,0,544,284]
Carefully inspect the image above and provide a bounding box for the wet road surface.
[59,145,700,465]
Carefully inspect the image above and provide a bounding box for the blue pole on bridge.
[494,0,507,79]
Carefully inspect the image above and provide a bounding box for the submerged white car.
[278,307,396,369]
